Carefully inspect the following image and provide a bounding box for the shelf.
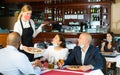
[43,0,110,31]
[44,2,110,7]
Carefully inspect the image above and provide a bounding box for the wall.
[0,16,17,30]
[111,0,120,34]
[0,11,18,30]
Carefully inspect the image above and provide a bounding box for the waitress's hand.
[42,21,50,25]
[22,46,30,51]
[22,46,34,52]
[38,21,50,29]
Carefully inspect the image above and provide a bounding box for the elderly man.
[64,32,103,71]
[0,32,40,75]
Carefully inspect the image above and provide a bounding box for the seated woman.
[100,32,118,70]
[101,32,118,52]
[34,33,69,68]
[42,33,69,63]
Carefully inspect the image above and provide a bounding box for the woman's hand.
[101,42,105,52]
[38,21,50,29]
[102,42,105,47]
[40,21,50,27]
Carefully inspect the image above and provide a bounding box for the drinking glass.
[57,59,64,69]
[48,56,55,69]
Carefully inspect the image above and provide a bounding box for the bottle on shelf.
[103,8,107,14]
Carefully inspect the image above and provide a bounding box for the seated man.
[64,32,103,71]
[0,32,40,75]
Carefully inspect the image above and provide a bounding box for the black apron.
[20,19,34,61]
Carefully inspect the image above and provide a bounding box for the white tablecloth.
[105,55,120,68]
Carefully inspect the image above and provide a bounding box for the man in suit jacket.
[64,32,103,71]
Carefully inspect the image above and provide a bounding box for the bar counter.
[0,32,106,48]
[0,33,8,47]
[33,32,106,46]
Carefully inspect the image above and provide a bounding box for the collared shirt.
[14,19,42,38]
[42,46,69,63]
[81,46,89,65]
[0,45,40,75]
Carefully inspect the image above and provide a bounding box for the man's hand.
[79,65,93,71]
[33,59,41,67]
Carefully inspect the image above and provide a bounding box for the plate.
[65,65,81,70]
[24,47,42,54]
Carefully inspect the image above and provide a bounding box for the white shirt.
[81,46,89,65]
[14,19,42,38]
[42,46,69,63]
[0,45,40,75]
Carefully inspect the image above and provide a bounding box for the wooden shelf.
[4,0,44,3]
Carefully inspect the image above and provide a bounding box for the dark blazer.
[64,45,103,70]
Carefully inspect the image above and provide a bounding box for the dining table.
[101,52,120,75]
[101,52,120,67]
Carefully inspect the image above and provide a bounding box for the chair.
[0,73,3,75]
[116,39,120,52]
[34,42,48,49]
[101,55,107,75]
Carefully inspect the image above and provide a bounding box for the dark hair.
[107,32,114,38]
[106,32,116,46]
[57,33,66,48]
[107,32,115,43]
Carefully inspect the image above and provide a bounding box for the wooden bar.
[4,0,44,3]
[33,32,106,46]
[0,33,8,47]
[0,32,106,48]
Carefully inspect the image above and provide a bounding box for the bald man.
[64,32,103,71]
[7,32,21,49]
[0,32,40,75]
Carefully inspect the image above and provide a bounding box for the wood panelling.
[0,32,106,48]
[111,1,120,34]
[33,32,106,46]
[0,33,8,47]
[4,0,44,3]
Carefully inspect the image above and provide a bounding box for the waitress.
[13,4,47,61]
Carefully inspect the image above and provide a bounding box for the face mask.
[53,43,59,47]
[80,44,84,49]
[24,15,31,20]
[107,39,112,43]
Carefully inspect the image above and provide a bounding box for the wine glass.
[48,56,55,69]
[48,56,55,64]
[39,57,48,70]
[57,59,64,69]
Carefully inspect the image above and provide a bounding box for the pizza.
[24,47,42,54]
[66,65,81,70]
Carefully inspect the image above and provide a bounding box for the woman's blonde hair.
[17,5,32,20]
